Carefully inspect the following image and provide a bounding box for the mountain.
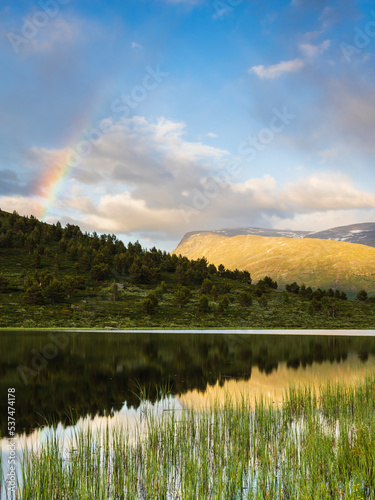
[172,232,375,294]
[178,223,375,248]
[306,223,375,247]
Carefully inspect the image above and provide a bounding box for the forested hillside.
[0,209,374,329]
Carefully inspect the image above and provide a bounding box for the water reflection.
[179,354,375,408]
[0,396,181,499]
[0,331,374,436]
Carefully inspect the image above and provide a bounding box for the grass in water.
[10,375,375,499]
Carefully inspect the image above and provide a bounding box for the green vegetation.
[1,209,375,328]
[17,375,375,499]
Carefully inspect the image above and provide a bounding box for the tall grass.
[8,375,375,499]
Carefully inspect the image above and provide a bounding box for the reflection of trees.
[0,333,374,436]
[359,351,369,362]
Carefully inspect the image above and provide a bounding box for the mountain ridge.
[172,229,375,294]
[177,222,375,249]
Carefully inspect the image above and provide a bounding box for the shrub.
[141,293,158,315]
[356,289,368,302]
[217,296,229,314]
[90,264,109,281]
[310,298,321,312]
[239,291,253,307]
[173,286,191,308]
[286,282,300,294]
[198,294,210,313]
[45,278,65,304]
[201,278,213,294]
[257,296,268,308]
[258,276,277,289]
[24,283,46,305]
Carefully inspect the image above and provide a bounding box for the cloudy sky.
[1,0,375,251]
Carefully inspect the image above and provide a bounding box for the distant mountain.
[305,223,375,247]
[172,230,375,294]
[178,227,309,246]
[178,223,375,248]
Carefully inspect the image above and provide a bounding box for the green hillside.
[1,209,375,329]
[173,233,375,296]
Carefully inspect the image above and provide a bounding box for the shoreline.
[1,327,375,336]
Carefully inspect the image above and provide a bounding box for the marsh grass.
[6,375,375,499]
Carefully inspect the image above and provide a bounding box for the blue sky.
[1,0,375,250]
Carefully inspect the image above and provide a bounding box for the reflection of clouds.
[0,397,181,498]
[0,397,181,453]
[178,354,375,409]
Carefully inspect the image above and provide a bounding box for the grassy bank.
[1,285,375,330]
[9,375,375,499]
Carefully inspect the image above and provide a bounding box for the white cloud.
[84,192,185,234]
[131,41,142,49]
[249,58,304,79]
[230,173,375,213]
[299,39,330,58]
[73,171,375,238]
[29,116,230,231]
[31,116,229,191]
[0,195,43,217]
[27,115,375,241]
[207,132,218,138]
[281,174,375,210]
[230,175,280,209]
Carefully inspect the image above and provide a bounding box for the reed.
[6,374,375,499]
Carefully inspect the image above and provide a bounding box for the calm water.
[1,330,375,497]
[1,330,375,437]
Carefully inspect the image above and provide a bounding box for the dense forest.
[0,209,374,329]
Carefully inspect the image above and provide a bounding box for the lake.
[1,330,375,498]
[1,329,375,436]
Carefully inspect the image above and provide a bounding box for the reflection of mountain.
[0,332,374,436]
[179,355,375,408]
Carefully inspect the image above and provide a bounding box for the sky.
[0,0,375,251]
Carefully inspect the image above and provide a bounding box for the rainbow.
[37,85,106,220]
[36,151,73,220]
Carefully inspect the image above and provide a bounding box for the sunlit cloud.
[249,58,304,79]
